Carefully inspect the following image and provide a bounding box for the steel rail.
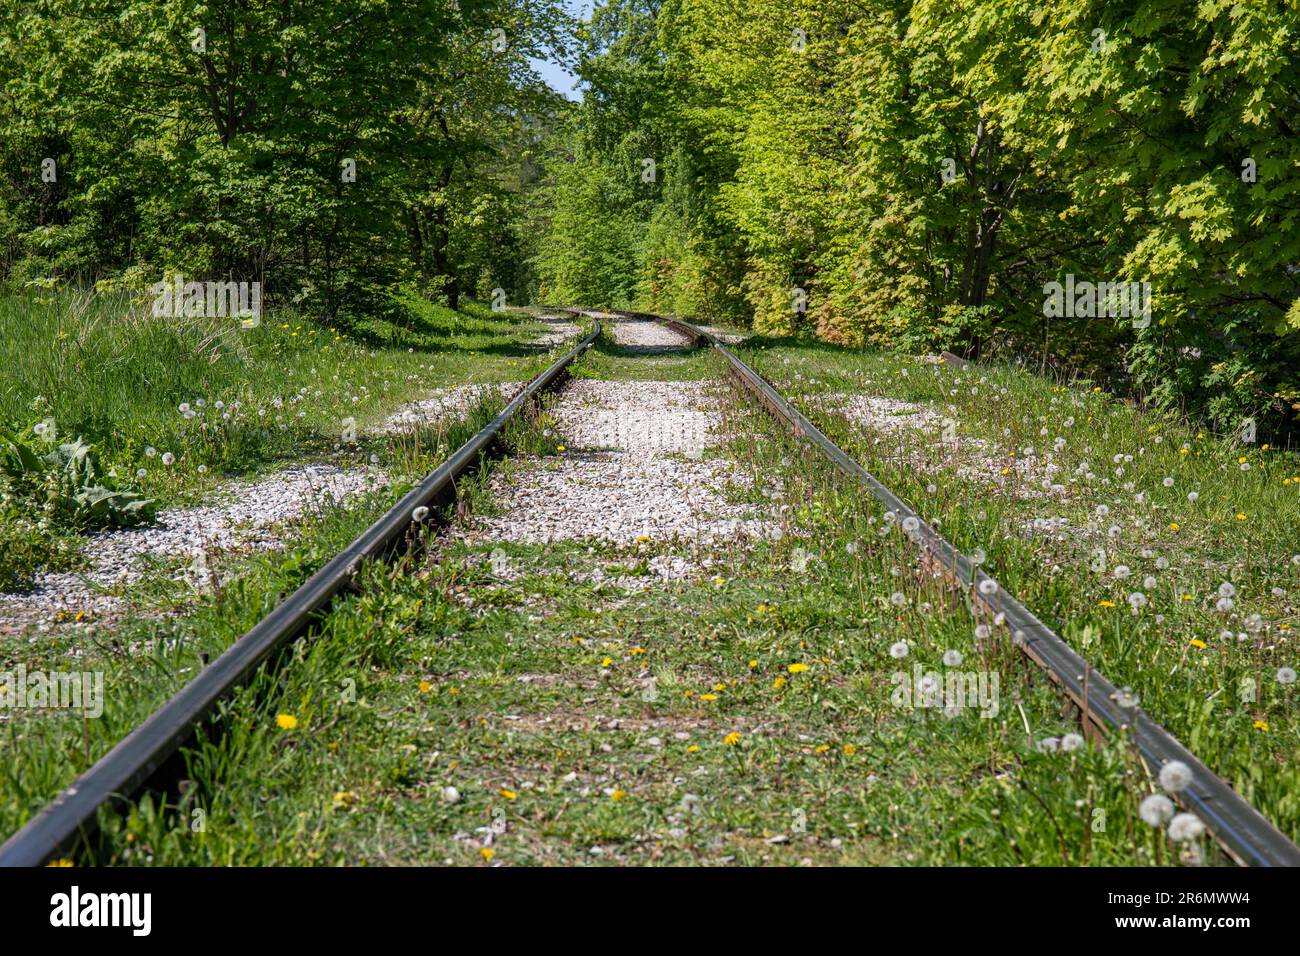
[642,310,1300,868]
[0,312,601,867]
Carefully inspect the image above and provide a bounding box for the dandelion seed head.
[889,641,909,659]
[943,649,963,667]
[1158,760,1193,793]
[1139,794,1174,827]
[1167,813,1205,843]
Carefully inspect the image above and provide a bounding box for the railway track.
[0,311,601,867]
[2,306,1296,867]
[632,309,1300,868]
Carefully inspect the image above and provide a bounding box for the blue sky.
[528,0,595,101]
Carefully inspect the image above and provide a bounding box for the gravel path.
[608,316,693,353]
[822,392,1065,499]
[0,464,386,635]
[461,379,774,549]
[531,314,581,347]
[377,383,522,434]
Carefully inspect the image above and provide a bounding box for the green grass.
[0,289,570,588]
[22,342,1230,866]
[731,333,1300,844]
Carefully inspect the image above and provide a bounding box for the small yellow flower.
[498,789,517,801]
[611,789,626,801]
[556,444,566,452]
[748,659,758,669]
[814,744,830,753]
[480,848,495,862]
[1238,456,1248,464]
[418,681,432,693]
[1253,720,1270,732]
[332,790,357,809]
[46,859,74,867]
[787,663,809,674]
[844,744,857,756]
[276,713,299,730]
[1189,639,1207,649]
[687,744,700,753]
[636,535,651,543]
[700,693,719,701]
[713,682,726,691]
[1182,593,1193,601]
[773,676,787,689]
[723,732,742,746]
[600,656,613,667]
[630,646,646,656]
[1099,600,1117,608]
[1169,522,1180,531]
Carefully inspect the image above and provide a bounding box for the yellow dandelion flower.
[1099,600,1117,608]
[498,789,517,801]
[631,646,646,655]
[556,444,566,452]
[700,693,719,701]
[723,732,742,746]
[418,681,432,693]
[1189,639,1207,649]
[600,656,613,667]
[773,676,787,689]
[844,744,857,756]
[748,659,758,669]
[1169,522,1180,531]
[480,848,495,862]
[1253,720,1269,732]
[276,713,299,730]
[687,744,700,753]
[713,682,726,691]
[611,789,626,801]
[787,662,809,673]
[814,744,830,753]
[1182,594,1193,601]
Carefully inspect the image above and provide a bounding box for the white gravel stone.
[531,315,581,347]
[0,464,385,633]
[607,316,692,353]
[377,383,521,434]
[461,379,774,546]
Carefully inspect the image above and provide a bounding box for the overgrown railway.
[2,309,1296,868]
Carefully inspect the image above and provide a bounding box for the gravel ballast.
[0,464,386,634]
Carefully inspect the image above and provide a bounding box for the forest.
[3,0,1298,436]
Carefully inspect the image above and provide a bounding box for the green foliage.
[0,427,154,530]
[530,0,1300,439]
[0,0,574,317]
